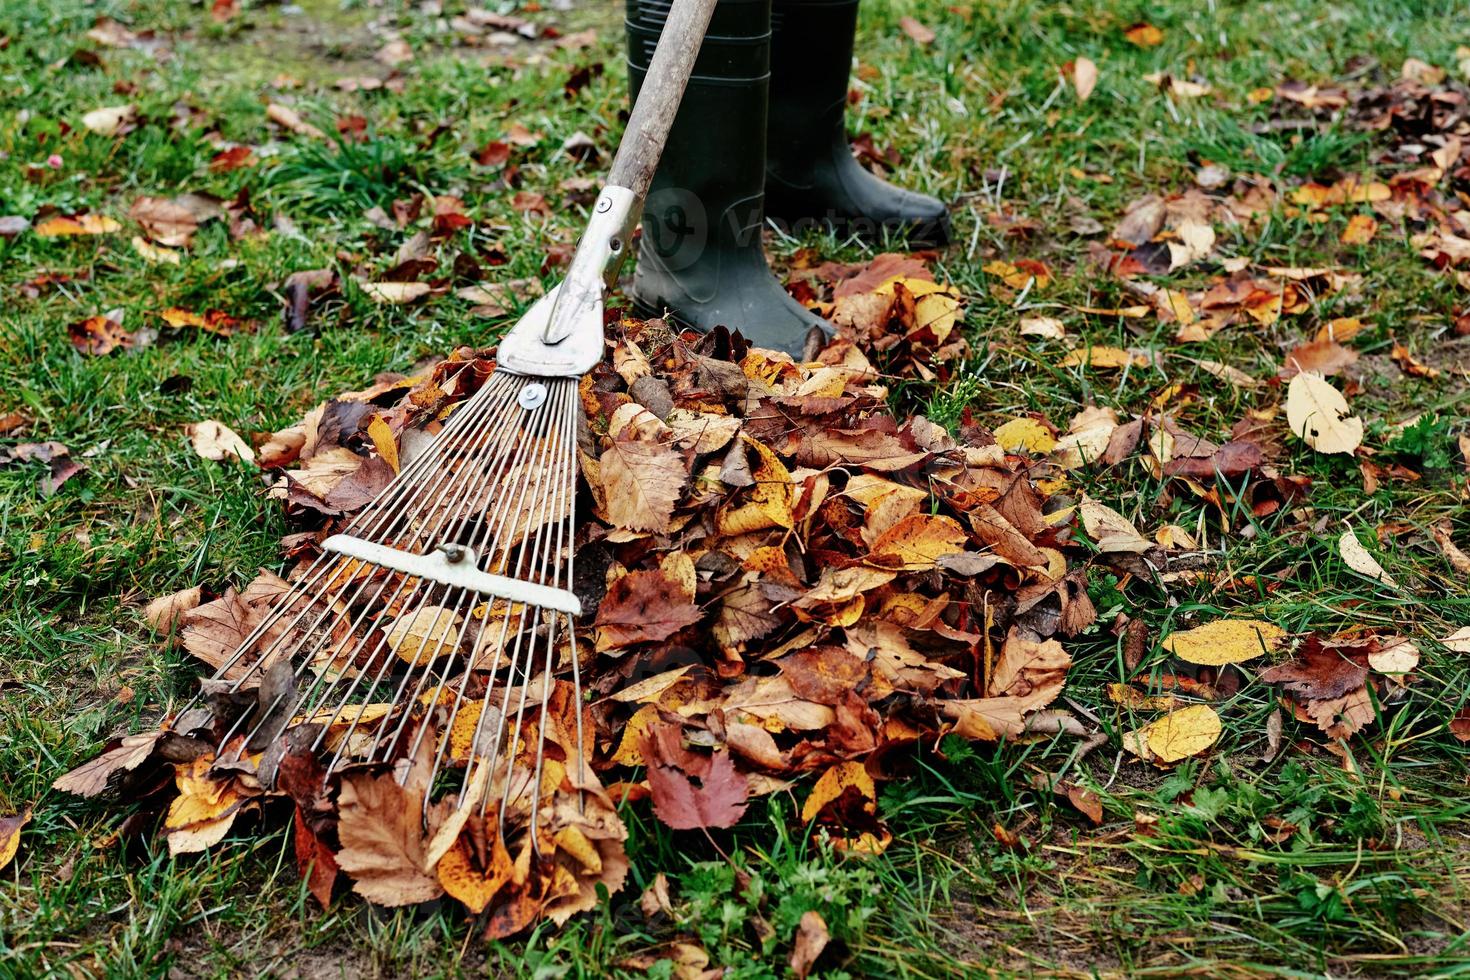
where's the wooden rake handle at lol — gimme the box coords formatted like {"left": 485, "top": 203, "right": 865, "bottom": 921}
{"left": 606, "top": 0, "right": 721, "bottom": 200}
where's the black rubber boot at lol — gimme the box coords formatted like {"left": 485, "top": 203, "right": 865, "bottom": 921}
{"left": 766, "top": 0, "right": 950, "bottom": 245}
{"left": 626, "top": 0, "right": 831, "bottom": 357}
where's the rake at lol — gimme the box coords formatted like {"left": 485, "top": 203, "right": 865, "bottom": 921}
{"left": 171, "top": 0, "right": 720, "bottom": 840}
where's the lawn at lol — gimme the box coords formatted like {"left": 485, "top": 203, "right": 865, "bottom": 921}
{"left": 1, "top": 0, "right": 1468, "bottom": 976}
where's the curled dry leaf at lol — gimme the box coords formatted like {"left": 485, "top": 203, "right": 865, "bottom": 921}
{"left": 143, "top": 586, "right": 204, "bottom": 634}
{"left": 1338, "top": 529, "right": 1396, "bottom": 588}
{"left": 53, "top": 731, "right": 163, "bottom": 797}
{"left": 1079, "top": 496, "right": 1152, "bottom": 553}
{"left": 1070, "top": 56, "right": 1098, "bottom": 102}
{"left": 1285, "top": 373, "right": 1362, "bottom": 455}
{"left": 0, "top": 807, "right": 32, "bottom": 872}
{"left": 1163, "top": 619, "right": 1285, "bottom": 666}
{"left": 790, "top": 910, "right": 831, "bottom": 980}
{"left": 185, "top": 420, "right": 256, "bottom": 464}
{"left": 362, "top": 281, "right": 432, "bottom": 304}
{"left": 68, "top": 314, "right": 134, "bottom": 356}
{"left": 35, "top": 215, "right": 120, "bottom": 237}
{"left": 82, "top": 103, "right": 137, "bottom": 136}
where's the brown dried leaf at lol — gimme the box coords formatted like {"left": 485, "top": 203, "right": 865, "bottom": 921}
{"left": 600, "top": 437, "right": 686, "bottom": 533}
{"left": 335, "top": 772, "right": 444, "bottom": 906}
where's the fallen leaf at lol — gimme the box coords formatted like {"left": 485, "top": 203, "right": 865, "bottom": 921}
{"left": 362, "top": 281, "right": 432, "bottom": 304}
{"left": 0, "top": 808, "right": 32, "bottom": 872}
{"left": 1285, "top": 373, "right": 1362, "bottom": 455}
{"left": 53, "top": 731, "right": 163, "bottom": 797}
{"left": 600, "top": 438, "right": 686, "bottom": 533}
{"left": 596, "top": 569, "right": 703, "bottom": 650}
{"left": 68, "top": 314, "right": 133, "bottom": 356}
{"left": 1070, "top": 57, "right": 1098, "bottom": 102}
{"left": 1123, "top": 22, "right": 1164, "bottom": 47}
{"left": 1340, "top": 214, "right": 1378, "bottom": 245}
{"left": 185, "top": 421, "right": 256, "bottom": 464}
{"left": 1125, "top": 705, "right": 1221, "bottom": 764}
{"left": 1080, "top": 496, "right": 1152, "bottom": 553}
{"left": 132, "top": 236, "right": 181, "bottom": 264}
{"left": 898, "top": 16, "right": 936, "bottom": 44}
{"left": 993, "top": 417, "right": 1058, "bottom": 454}
{"left": 384, "top": 606, "right": 462, "bottom": 663}
{"left": 868, "top": 513, "right": 967, "bottom": 570}
{"left": 790, "top": 911, "right": 830, "bottom": 980}
{"left": 35, "top": 214, "right": 120, "bottom": 237}
{"left": 81, "top": 104, "right": 136, "bottom": 136}
{"left": 1061, "top": 346, "right": 1139, "bottom": 369}
{"left": 1019, "top": 316, "right": 1066, "bottom": 339}
{"left": 129, "top": 196, "right": 200, "bottom": 247}
{"left": 1281, "top": 338, "right": 1357, "bottom": 378}
{"left": 335, "top": 772, "right": 443, "bottom": 906}
{"left": 1338, "top": 529, "right": 1396, "bottom": 588}
{"left": 143, "top": 586, "right": 204, "bottom": 634}
{"left": 644, "top": 733, "right": 749, "bottom": 831}
{"left": 1163, "top": 619, "right": 1285, "bottom": 666}
{"left": 266, "top": 102, "right": 325, "bottom": 139}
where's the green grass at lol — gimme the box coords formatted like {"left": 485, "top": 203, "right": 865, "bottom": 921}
{"left": 2, "top": 0, "right": 1469, "bottom": 976}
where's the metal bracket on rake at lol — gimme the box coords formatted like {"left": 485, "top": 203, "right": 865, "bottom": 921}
{"left": 321, "top": 534, "right": 582, "bottom": 616}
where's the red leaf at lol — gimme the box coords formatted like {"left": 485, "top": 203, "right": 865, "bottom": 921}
{"left": 594, "top": 570, "right": 702, "bottom": 650}
{"left": 293, "top": 805, "right": 339, "bottom": 909}
{"left": 642, "top": 727, "right": 749, "bottom": 831}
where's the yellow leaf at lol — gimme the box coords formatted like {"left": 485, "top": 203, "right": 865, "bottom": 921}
{"left": 610, "top": 704, "right": 661, "bottom": 766}
{"left": 982, "top": 260, "right": 1050, "bottom": 290}
{"left": 385, "top": 606, "right": 462, "bottom": 663}
{"left": 717, "top": 436, "right": 794, "bottom": 534}
{"left": 1124, "top": 705, "right": 1221, "bottom": 764}
{"left": 1079, "top": 496, "right": 1152, "bottom": 553}
{"left": 160, "top": 307, "right": 206, "bottom": 328}
{"left": 367, "top": 415, "right": 399, "bottom": 473}
{"left": 992, "top": 417, "right": 1057, "bottom": 454}
{"left": 1315, "top": 317, "right": 1365, "bottom": 343}
{"left": 1162, "top": 619, "right": 1285, "bottom": 665}
{"left": 1123, "top": 22, "right": 1164, "bottom": 47}
{"left": 1061, "top": 345, "right": 1137, "bottom": 369}
{"left": 1340, "top": 214, "right": 1378, "bottom": 245}
{"left": 436, "top": 832, "right": 513, "bottom": 915}
{"left": 801, "top": 761, "right": 874, "bottom": 822}
{"left": 868, "top": 513, "right": 967, "bottom": 570}
{"left": 132, "top": 235, "right": 181, "bottom": 264}
{"left": 35, "top": 214, "right": 120, "bottom": 237}
{"left": 0, "top": 807, "right": 32, "bottom": 872}
{"left": 1285, "top": 372, "right": 1362, "bottom": 455}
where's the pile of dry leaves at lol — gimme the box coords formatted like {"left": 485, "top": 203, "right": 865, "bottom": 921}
{"left": 50, "top": 256, "right": 1103, "bottom": 934}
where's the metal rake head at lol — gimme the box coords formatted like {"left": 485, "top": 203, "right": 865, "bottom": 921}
{"left": 173, "top": 372, "right": 587, "bottom": 839}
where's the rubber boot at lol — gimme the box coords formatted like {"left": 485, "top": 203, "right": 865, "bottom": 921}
{"left": 766, "top": 0, "right": 950, "bottom": 245}
{"left": 626, "top": 0, "right": 831, "bottom": 357}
